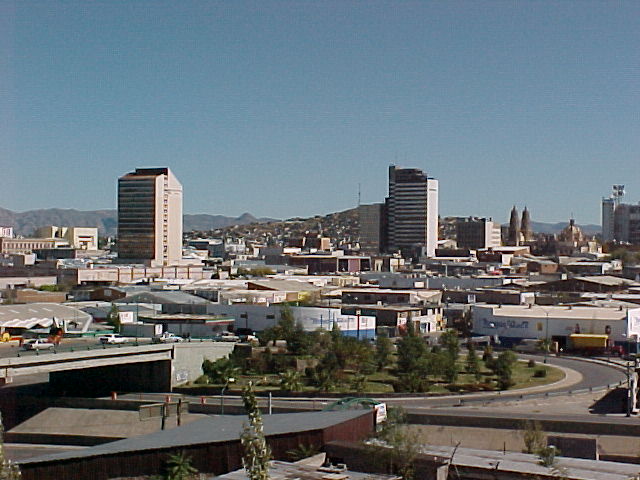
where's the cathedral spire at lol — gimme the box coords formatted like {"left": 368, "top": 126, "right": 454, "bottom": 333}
{"left": 508, "top": 206, "right": 520, "bottom": 246}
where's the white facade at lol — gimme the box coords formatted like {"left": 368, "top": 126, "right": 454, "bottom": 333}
{"left": 472, "top": 304, "right": 640, "bottom": 345}
{"left": 35, "top": 226, "right": 98, "bottom": 250}
{"left": 206, "top": 304, "right": 376, "bottom": 338}
{"left": 0, "top": 227, "right": 14, "bottom": 238}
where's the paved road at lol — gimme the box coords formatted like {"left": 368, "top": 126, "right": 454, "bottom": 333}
{"left": 0, "top": 338, "right": 153, "bottom": 359}
{"left": 121, "top": 353, "right": 628, "bottom": 412}
{"left": 0, "top": 337, "right": 226, "bottom": 359}
{"left": 388, "top": 354, "right": 628, "bottom": 409}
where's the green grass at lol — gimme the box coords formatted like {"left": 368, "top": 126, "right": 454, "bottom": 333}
{"left": 191, "top": 353, "right": 564, "bottom": 395}
{"left": 510, "top": 361, "right": 565, "bottom": 389}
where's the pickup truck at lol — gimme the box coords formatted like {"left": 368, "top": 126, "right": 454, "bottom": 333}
{"left": 22, "top": 339, "right": 56, "bottom": 351}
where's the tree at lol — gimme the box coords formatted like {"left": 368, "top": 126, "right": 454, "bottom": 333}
{"left": 351, "top": 373, "right": 367, "bottom": 393}
{"left": 492, "top": 350, "right": 517, "bottom": 390}
{"left": 0, "top": 413, "right": 21, "bottom": 479}
{"left": 260, "top": 305, "right": 311, "bottom": 355}
{"left": 440, "top": 329, "right": 460, "bottom": 362}
{"left": 312, "top": 368, "right": 336, "bottom": 392}
{"left": 279, "top": 369, "right": 303, "bottom": 392}
{"left": 202, "top": 357, "right": 240, "bottom": 385}
{"left": 370, "top": 407, "right": 421, "bottom": 480}
{"left": 521, "top": 420, "right": 546, "bottom": 454}
{"left": 397, "top": 322, "right": 427, "bottom": 372}
{"left": 375, "top": 335, "right": 394, "bottom": 371}
{"left": 482, "top": 345, "right": 493, "bottom": 363}
{"left": 442, "top": 359, "right": 458, "bottom": 384}
{"left": 241, "top": 382, "right": 272, "bottom": 480}
{"left": 164, "top": 452, "right": 198, "bottom": 480}
{"left": 466, "top": 343, "right": 481, "bottom": 381}
{"left": 107, "top": 304, "right": 121, "bottom": 333}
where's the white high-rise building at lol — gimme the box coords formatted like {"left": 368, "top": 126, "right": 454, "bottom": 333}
{"left": 117, "top": 167, "right": 183, "bottom": 267}
{"left": 602, "top": 185, "right": 640, "bottom": 245}
{"left": 386, "top": 166, "right": 439, "bottom": 258}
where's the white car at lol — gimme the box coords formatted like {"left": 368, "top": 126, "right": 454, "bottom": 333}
{"left": 99, "top": 334, "right": 130, "bottom": 345}
{"left": 22, "top": 339, "right": 55, "bottom": 351}
{"left": 153, "top": 333, "right": 184, "bottom": 343}
{"left": 217, "top": 332, "right": 240, "bottom": 342}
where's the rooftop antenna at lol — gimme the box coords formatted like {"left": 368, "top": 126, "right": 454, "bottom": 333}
{"left": 613, "top": 185, "right": 625, "bottom": 206}
{"left": 357, "top": 183, "right": 361, "bottom": 206}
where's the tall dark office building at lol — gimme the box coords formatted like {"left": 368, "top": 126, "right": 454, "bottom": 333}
{"left": 386, "top": 166, "right": 439, "bottom": 257}
{"left": 117, "top": 167, "right": 183, "bottom": 267}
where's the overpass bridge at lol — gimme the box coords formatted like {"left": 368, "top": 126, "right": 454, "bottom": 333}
{"left": 0, "top": 342, "right": 234, "bottom": 395}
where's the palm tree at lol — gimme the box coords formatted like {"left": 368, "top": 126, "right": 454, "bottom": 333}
{"left": 164, "top": 451, "right": 198, "bottom": 480}
{"left": 279, "top": 369, "right": 303, "bottom": 392}
{"left": 203, "top": 357, "right": 240, "bottom": 385}
{"left": 286, "top": 443, "right": 320, "bottom": 461}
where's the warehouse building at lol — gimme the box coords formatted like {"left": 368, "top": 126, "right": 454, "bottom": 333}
{"left": 472, "top": 304, "right": 640, "bottom": 351}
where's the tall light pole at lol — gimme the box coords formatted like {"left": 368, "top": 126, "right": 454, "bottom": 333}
{"left": 220, "top": 377, "right": 235, "bottom": 415}
{"left": 544, "top": 311, "right": 550, "bottom": 364}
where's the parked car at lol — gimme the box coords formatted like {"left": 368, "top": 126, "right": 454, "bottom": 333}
{"left": 22, "top": 339, "right": 55, "bottom": 351}
{"left": 153, "top": 332, "right": 184, "bottom": 343}
{"left": 99, "top": 334, "right": 130, "bottom": 345}
{"left": 215, "top": 331, "right": 241, "bottom": 342}
{"left": 514, "top": 339, "right": 541, "bottom": 353}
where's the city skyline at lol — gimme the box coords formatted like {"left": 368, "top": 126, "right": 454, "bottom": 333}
{"left": 2, "top": 2, "right": 639, "bottom": 223}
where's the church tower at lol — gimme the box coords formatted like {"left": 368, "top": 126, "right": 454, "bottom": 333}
{"left": 508, "top": 206, "right": 520, "bottom": 246}
{"left": 521, "top": 207, "right": 533, "bottom": 243}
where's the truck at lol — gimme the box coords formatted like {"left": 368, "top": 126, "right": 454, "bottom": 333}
{"left": 568, "top": 334, "right": 623, "bottom": 356}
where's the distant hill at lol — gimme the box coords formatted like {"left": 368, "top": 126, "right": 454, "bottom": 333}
{"left": 0, "top": 205, "right": 601, "bottom": 238}
{"left": 530, "top": 221, "right": 601, "bottom": 236}
{"left": 0, "top": 207, "right": 277, "bottom": 237}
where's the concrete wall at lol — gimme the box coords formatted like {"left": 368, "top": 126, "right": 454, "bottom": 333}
{"left": 49, "top": 360, "right": 173, "bottom": 396}
{"left": 171, "top": 342, "right": 235, "bottom": 387}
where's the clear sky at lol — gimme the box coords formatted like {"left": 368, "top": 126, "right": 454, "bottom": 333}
{"left": 1, "top": 1, "right": 638, "bottom": 224}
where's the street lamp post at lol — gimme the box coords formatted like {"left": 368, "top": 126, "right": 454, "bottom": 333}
{"left": 544, "top": 312, "right": 550, "bottom": 364}
{"left": 220, "top": 377, "right": 235, "bottom": 415}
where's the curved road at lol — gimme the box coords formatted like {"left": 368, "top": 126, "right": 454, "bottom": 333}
{"left": 125, "top": 353, "right": 628, "bottom": 412}
{"left": 383, "top": 354, "right": 628, "bottom": 409}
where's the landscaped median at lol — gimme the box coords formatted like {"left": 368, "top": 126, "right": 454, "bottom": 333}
{"left": 176, "top": 307, "right": 565, "bottom": 396}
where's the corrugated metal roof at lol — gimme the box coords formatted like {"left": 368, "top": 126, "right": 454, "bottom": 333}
{"left": 0, "top": 303, "right": 92, "bottom": 331}
{"left": 115, "top": 291, "right": 212, "bottom": 305}
{"left": 19, "top": 410, "right": 371, "bottom": 466}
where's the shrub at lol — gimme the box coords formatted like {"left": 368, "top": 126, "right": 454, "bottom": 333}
{"left": 533, "top": 368, "right": 547, "bottom": 378}
{"left": 527, "top": 359, "right": 537, "bottom": 368}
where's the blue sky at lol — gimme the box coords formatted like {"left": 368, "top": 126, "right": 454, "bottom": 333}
{"left": 1, "top": 1, "right": 638, "bottom": 224}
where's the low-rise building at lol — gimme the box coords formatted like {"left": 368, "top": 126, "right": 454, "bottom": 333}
{"left": 57, "top": 265, "right": 207, "bottom": 286}
{"left": 455, "top": 217, "right": 501, "bottom": 249}
{"left": 288, "top": 254, "right": 371, "bottom": 274}
{"left": 34, "top": 226, "right": 99, "bottom": 250}
{"left": 0, "top": 238, "right": 65, "bottom": 254}
{"left": 472, "top": 303, "right": 640, "bottom": 351}
{"left": 340, "top": 287, "right": 441, "bottom": 306}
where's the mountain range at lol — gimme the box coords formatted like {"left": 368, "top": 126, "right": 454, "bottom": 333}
{"left": 0, "top": 207, "right": 277, "bottom": 237}
{"left": 0, "top": 206, "right": 600, "bottom": 238}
